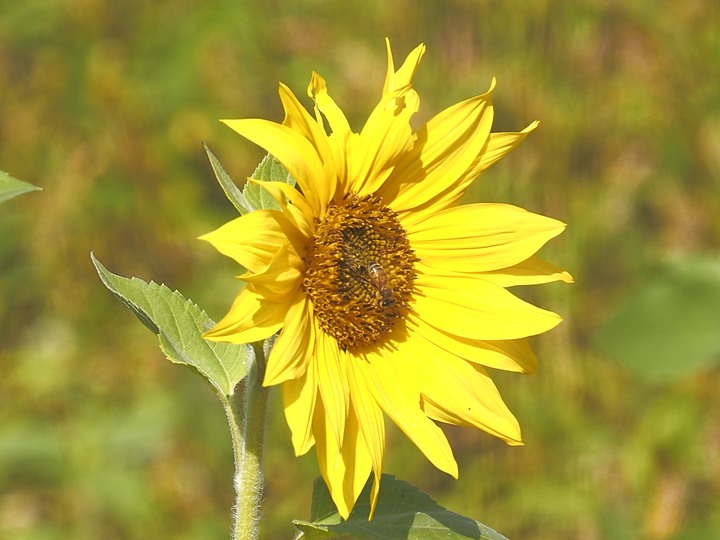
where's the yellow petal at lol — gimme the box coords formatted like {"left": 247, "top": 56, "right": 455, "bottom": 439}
{"left": 467, "top": 121, "right": 540, "bottom": 180}
{"left": 406, "top": 121, "right": 539, "bottom": 220}
{"left": 345, "top": 350, "right": 385, "bottom": 516}
{"left": 479, "top": 255, "right": 574, "bottom": 288}
{"left": 413, "top": 271, "right": 562, "bottom": 340}
{"left": 313, "top": 401, "right": 373, "bottom": 520}
{"left": 314, "top": 325, "right": 350, "bottom": 449}
{"left": 348, "top": 41, "right": 425, "bottom": 195}
{"left": 355, "top": 343, "right": 458, "bottom": 478}
{"left": 409, "top": 203, "right": 567, "bottom": 273}
{"left": 350, "top": 86, "right": 419, "bottom": 196}
{"left": 382, "top": 39, "right": 426, "bottom": 96}
{"left": 407, "top": 313, "right": 539, "bottom": 373}
{"left": 264, "top": 293, "right": 314, "bottom": 385}
{"left": 282, "top": 363, "right": 317, "bottom": 456}
{"left": 247, "top": 180, "right": 314, "bottom": 239}
{"left": 382, "top": 38, "right": 396, "bottom": 97}
{"left": 222, "top": 118, "right": 326, "bottom": 215}
{"left": 308, "top": 71, "right": 352, "bottom": 139}
{"left": 411, "top": 336, "right": 523, "bottom": 445}
{"left": 384, "top": 83, "right": 494, "bottom": 216}
{"left": 278, "top": 83, "right": 337, "bottom": 212}
{"left": 199, "top": 209, "right": 304, "bottom": 274}
{"left": 241, "top": 243, "right": 303, "bottom": 302}
{"left": 204, "top": 287, "right": 285, "bottom": 344}
{"left": 308, "top": 72, "right": 352, "bottom": 195}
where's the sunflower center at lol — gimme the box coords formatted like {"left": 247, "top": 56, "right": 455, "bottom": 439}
{"left": 304, "top": 193, "right": 416, "bottom": 352}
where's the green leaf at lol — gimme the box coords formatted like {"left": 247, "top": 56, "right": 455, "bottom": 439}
{"left": 204, "top": 143, "right": 252, "bottom": 215}
{"left": 0, "top": 171, "right": 41, "bottom": 204}
{"left": 204, "top": 148, "right": 297, "bottom": 213}
{"left": 294, "top": 475, "right": 509, "bottom": 540}
{"left": 243, "top": 153, "right": 297, "bottom": 211}
{"left": 91, "top": 253, "right": 252, "bottom": 396}
{"left": 595, "top": 254, "right": 720, "bottom": 384}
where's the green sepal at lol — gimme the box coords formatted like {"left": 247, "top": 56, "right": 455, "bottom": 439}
{"left": 244, "top": 153, "right": 297, "bottom": 211}
{"left": 92, "top": 253, "right": 252, "bottom": 396}
{"left": 0, "top": 171, "right": 41, "bottom": 204}
{"left": 204, "top": 143, "right": 253, "bottom": 215}
{"left": 205, "top": 146, "right": 297, "bottom": 213}
{"left": 294, "top": 474, "right": 509, "bottom": 540}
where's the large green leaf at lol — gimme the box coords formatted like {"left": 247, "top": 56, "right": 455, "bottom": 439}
{"left": 294, "top": 475, "right": 509, "bottom": 540}
{"left": 595, "top": 255, "right": 720, "bottom": 384}
{"left": 92, "top": 253, "right": 252, "bottom": 396}
{"left": 0, "top": 171, "right": 41, "bottom": 204}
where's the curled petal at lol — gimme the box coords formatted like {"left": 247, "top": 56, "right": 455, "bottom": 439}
{"left": 265, "top": 293, "right": 314, "bottom": 385}
{"left": 349, "top": 86, "right": 419, "bottom": 196}
{"left": 382, "top": 39, "right": 426, "bottom": 96}
{"left": 282, "top": 363, "right": 317, "bottom": 456}
{"left": 199, "top": 209, "right": 304, "bottom": 273}
{"left": 241, "top": 244, "right": 303, "bottom": 302}
{"left": 204, "top": 288, "right": 285, "bottom": 344}
{"left": 308, "top": 71, "right": 352, "bottom": 139}
{"left": 342, "top": 41, "right": 425, "bottom": 196}
{"left": 308, "top": 72, "right": 351, "bottom": 195}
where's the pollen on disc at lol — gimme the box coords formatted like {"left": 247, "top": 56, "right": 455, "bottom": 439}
{"left": 303, "top": 193, "right": 416, "bottom": 352}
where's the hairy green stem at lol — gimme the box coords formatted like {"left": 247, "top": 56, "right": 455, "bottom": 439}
{"left": 222, "top": 341, "right": 269, "bottom": 540}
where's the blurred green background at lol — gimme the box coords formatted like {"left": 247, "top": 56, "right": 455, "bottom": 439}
{"left": 2, "top": 0, "right": 720, "bottom": 538}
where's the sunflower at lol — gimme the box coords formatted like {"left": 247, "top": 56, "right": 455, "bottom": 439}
{"left": 201, "top": 40, "right": 571, "bottom": 519}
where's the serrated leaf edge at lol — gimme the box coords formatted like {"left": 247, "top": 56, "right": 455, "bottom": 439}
{"left": 91, "top": 253, "right": 247, "bottom": 396}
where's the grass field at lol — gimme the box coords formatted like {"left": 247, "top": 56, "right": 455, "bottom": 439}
{"left": 2, "top": 1, "right": 719, "bottom": 538}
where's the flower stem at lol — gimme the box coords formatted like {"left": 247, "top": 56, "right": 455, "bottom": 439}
{"left": 222, "top": 341, "right": 269, "bottom": 540}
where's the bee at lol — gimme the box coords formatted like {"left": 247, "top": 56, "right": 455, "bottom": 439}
{"left": 366, "top": 262, "right": 394, "bottom": 307}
